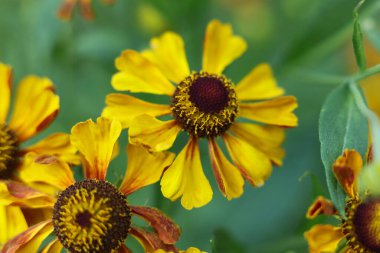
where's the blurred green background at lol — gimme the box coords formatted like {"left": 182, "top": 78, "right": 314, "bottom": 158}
{"left": 1, "top": 0, "right": 380, "bottom": 252}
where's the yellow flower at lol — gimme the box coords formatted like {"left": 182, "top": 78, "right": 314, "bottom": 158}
{"left": 2, "top": 117, "right": 180, "bottom": 253}
{"left": 103, "top": 19, "right": 298, "bottom": 209}
{"left": 58, "top": 0, "right": 114, "bottom": 20}
{"left": 0, "top": 63, "right": 78, "bottom": 246}
{"left": 154, "top": 247, "right": 207, "bottom": 253}
{"left": 304, "top": 149, "right": 380, "bottom": 253}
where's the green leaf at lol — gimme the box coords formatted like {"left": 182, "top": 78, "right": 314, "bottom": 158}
{"left": 319, "top": 82, "right": 368, "bottom": 216}
{"left": 211, "top": 229, "right": 246, "bottom": 253}
{"left": 352, "top": 0, "right": 367, "bottom": 71}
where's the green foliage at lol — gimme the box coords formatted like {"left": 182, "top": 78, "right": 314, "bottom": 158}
{"left": 352, "top": 0, "right": 367, "bottom": 71}
{"left": 211, "top": 229, "right": 246, "bottom": 253}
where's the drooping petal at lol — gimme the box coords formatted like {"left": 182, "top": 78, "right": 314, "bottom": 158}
{"left": 130, "top": 227, "right": 178, "bottom": 253}
{"left": 142, "top": 32, "right": 190, "bottom": 83}
{"left": 119, "top": 145, "right": 175, "bottom": 195}
{"left": 239, "top": 96, "right": 298, "bottom": 127}
{"left": 17, "top": 153, "right": 75, "bottom": 192}
{"left": 2, "top": 220, "right": 53, "bottom": 253}
{"left": 207, "top": 138, "right": 244, "bottom": 200}
{"left": 8, "top": 76, "right": 59, "bottom": 142}
{"left": 0, "top": 63, "right": 12, "bottom": 123}
{"left": 22, "top": 133, "right": 80, "bottom": 165}
{"left": 0, "top": 206, "right": 28, "bottom": 245}
{"left": 229, "top": 123, "right": 285, "bottom": 166}
{"left": 102, "top": 93, "right": 171, "bottom": 128}
{"left": 333, "top": 149, "right": 363, "bottom": 198}
{"left": 306, "top": 196, "right": 336, "bottom": 219}
{"left": 304, "top": 225, "right": 344, "bottom": 253}
{"left": 113, "top": 50, "right": 175, "bottom": 96}
{"left": 161, "top": 138, "right": 213, "bottom": 210}
{"left": 118, "top": 245, "right": 132, "bottom": 253}
{"left": 131, "top": 206, "right": 181, "bottom": 244}
{"left": 129, "top": 115, "right": 182, "bottom": 152}
{"left": 40, "top": 239, "right": 63, "bottom": 253}
{"left": 202, "top": 20, "right": 247, "bottom": 74}
{"left": 70, "top": 117, "right": 121, "bottom": 180}
{"left": 222, "top": 133, "right": 272, "bottom": 187}
{"left": 235, "top": 63, "right": 284, "bottom": 101}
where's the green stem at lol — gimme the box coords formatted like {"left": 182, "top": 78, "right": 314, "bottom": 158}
{"left": 352, "top": 64, "right": 380, "bottom": 81}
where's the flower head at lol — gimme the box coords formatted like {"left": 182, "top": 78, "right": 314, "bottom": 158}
{"left": 304, "top": 149, "right": 380, "bottom": 253}
{"left": 103, "top": 20, "right": 298, "bottom": 209}
{"left": 2, "top": 117, "right": 180, "bottom": 253}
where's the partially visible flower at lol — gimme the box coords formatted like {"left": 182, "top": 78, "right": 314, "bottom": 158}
{"left": 103, "top": 19, "right": 298, "bottom": 210}
{"left": 58, "top": 0, "right": 114, "bottom": 20}
{"left": 2, "top": 117, "right": 180, "bottom": 253}
{"left": 304, "top": 149, "right": 380, "bottom": 253}
{"left": 0, "top": 62, "right": 78, "bottom": 246}
{"left": 154, "top": 247, "right": 207, "bottom": 253}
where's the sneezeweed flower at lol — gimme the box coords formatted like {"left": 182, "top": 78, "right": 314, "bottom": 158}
{"left": 154, "top": 247, "right": 206, "bottom": 253}
{"left": 103, "top": 19, "right": 298, "bottom": 209}
{"left": 58, "top": 0, "right": 114, "bottom": 20}
{"left": 2, "top": 117, "right": 180, "bottom": 253}
{"left": 304, "top": 149, "right": 380, "bottom": 253}
{"left": 0, "top": 62, "right": 78, "bottom": 245}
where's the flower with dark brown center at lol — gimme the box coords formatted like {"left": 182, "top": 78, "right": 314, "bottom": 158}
{"left": 0, "top": 124, "right": 19, "bottom": 179}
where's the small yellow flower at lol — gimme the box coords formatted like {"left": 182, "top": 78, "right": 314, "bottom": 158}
{"left": 154, "top": 247, "right": 207, "bottom": 253}
{"left": 0, "top": 63, "right": 78, "bottom": 246}
{"left": 103, "top": 19, "right": 298, "bottom": 209}
{"left": 304, "top": 149, "right": 380, "bottom": 253}
{"left": 2, "top": 117, "right": 180, "bottom": 253}
{"left": 58, "top": 0, "right": 114, "bottom": 20}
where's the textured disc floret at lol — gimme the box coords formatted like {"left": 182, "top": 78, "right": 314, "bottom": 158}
{"left": 343, "top": 197, "right": 380, "bottom": 252}
{"left": 171, "top": 72, "right": 238, "bottom": 138}
{"left": 0, "top": 124, "right": 18, "bottom": 179}
{"left": 53, "top": 179, "right": 131, "bottom": 253}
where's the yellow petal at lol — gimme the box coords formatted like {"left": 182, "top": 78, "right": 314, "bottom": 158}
{"left": 17, "top": 153, "right": 75, "bottom": 192}
{"left": 306, "top": 196, "right": 336, "bottom": 219}
{"left": 2, "top": 220, "right": 53, "bottom": 253}
{"left": 236, "top": 63, "right": 284, "bottom": 101}
{"left": 208, "top": 139, "right": 244, "bottom": 200}
{"left": 333, "top": 149, "right": 363, "bottom": 198}
{"left": 113, "top": 50, "right": 175, "bottom": 95}
{"left": 182, "top": 248, "right": 207, "bottom": 253}
{"left": 229, "top": 123, "right": 285, "bottom": 166}
{"left": 8, "top": 76, "right": 59, "bottom": 142}
{"left": 119, "top": 144, "right": 175, "bottom": 195}
{"left": 129, "top": 115, "right": 182, "bottom": 152}
{"left": 22, "top": 133, "right": 80, "bottom": 165}
{"left": 222, "top": 133, "right": 272, "bottom": 187}
{"left": 202, "top": 20, "right": 247, "bottom": 74}
{"left": 0, "top": 63, "right": 12, "bottom": 123}
{"left": 0, "top": 206, "right": 28, "bottom": 245}
{"left": 239, "top": 96, "right": 298, "bottom": 127}
{"left": 102, "top": 93, "right": 171, "bottom": 128}
{"left": 40, "top": 239, "right": 63, "bottom": 253}
{"left": 142, "top": 32, "right": 190, "bottom": 83}
{"left": 304, "top": 225, "right": 344, "bottom": 253}
{"left": 161, "top": 138, "right": 213, "bottom": 210}
{"left": 70, "top": 117, "right": 121, "bottom": 180}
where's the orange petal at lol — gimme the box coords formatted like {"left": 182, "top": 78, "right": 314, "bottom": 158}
{"left": 239, "top": 96, "right": 298, "bottom": 127}
{"left": 0, "top": 62, "right": 12, "bottom": 123}
{"left": 304, "top": 224, "right": 344, "bottom": 253}
{"left": 2, "top": 220, "right": 53, "bottom": 253}
{"left": 40, "top": 239, "right": 63, "bottom": 253}
{"left": 306, "top": 196, "right": 336, "bottom": 219}
{"left": 131, "top": 206, "right": 181, "bottom": 244}
{"left": 129, "top": 115, "right": 181, "bottom": 152}
{"left": 113, "top": 50, "right": 175, "bottom": 95}
{"left": 130, "top": 227, "right": 178, "bottom": 252}
{"left": 57, "top": 0, "right": 77, "bottom": 20}
{"left": 102, "top": 93, "right": 171, "bottom": 128}
{"left": 0, "top": 206, "right": 28, "bottom": 245}
{"left": 222, "top": 133, "right": 272, "bottom": 187}
{"left": 208, "top": 138, "right": 244, "bottom": 200}
{"left": 229, "top": 123, "right": 285, "bottom": 166}
{"left": 118, "top": 245, "right": 132, "bottom": 253}
{"left": 119, "top": 144, "right": 175, "bottom": 195}
{"left": 236, "top": 63, "right": 284, "bottom": 101}
{"left": 79, "top": 0, "right": 94, "bottom": 20}
{"left": 70, "top": 117, "right": 121, "bottom": 180}
{"left": 202, "top": 20, "right": 247, "bottom": 74}
{"left": 333, "top": 149, "right": 363, "bottom": 198}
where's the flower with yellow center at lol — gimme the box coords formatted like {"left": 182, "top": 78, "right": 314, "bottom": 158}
{"left": 2, "top": 117, "right": 180, "bottom": 253}
{"left": 102, "top": 19, "right": 298, "bottom": 209}
{"left": 0, "top": 62, "right": 78, "bottom": 246}
{"left": 304, "top": 149, "right": 380, "bottom": 253}
{"left": 58, "top": 0, "right": 114, "bottom": 20}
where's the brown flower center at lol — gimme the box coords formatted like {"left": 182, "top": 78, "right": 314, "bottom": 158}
{"left": 0, "top": 124, "right": 18, "bottom": 179}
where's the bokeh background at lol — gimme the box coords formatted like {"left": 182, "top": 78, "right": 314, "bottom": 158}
{"left": 1, "top": 0, "right": 380, "bottom": 252}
